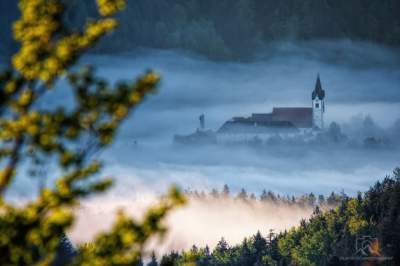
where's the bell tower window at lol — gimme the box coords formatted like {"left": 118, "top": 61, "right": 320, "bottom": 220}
{"left": 315, "top": 103, "right": 319, "bottom": 108}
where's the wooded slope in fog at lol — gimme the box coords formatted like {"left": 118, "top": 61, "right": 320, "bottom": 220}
{"left": 1, "top": 0, "right": 400, "bottom": 60}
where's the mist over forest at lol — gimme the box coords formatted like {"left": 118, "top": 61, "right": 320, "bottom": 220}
{"left": 9, "top": 41, "right": 399, "bottom": 201}
{"left": 2, "top": 1, "right": 400, "bottom": 263}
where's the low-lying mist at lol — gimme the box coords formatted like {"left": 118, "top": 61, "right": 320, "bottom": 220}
{"left": 10, "top": 40, "right": 400, "bottom": 197}
{"left": 80, "top": 41, "right": 398, "bottom": 196}
{"left": 68, "top": 193, "right": 316, "bottom": 254}
{"left": 7, "top": 40, "right": 400, "bottom": 250}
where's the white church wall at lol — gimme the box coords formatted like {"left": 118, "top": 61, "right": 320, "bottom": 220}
{"left": 312, "top": 98, "right": 324, "bottom": 129}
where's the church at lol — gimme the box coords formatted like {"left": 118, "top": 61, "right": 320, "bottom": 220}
{"left": 174, "top": 75, "right": 326, "bottom": 145}
{"left": 216, "top": 75, "right": 326, "bottom": 142}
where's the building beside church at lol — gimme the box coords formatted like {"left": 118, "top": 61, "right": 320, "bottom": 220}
{"left": 216, "top": 75, "right": 326, "bottom": 142}
{"left": 174, "top": 75, "right": 326, "bottom": 145}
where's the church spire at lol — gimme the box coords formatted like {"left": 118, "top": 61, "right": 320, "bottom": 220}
{"left": 312, "top": 74, "right": 325, "bottom": 129}
{"left": 312, "top": 74, "right": 325, "bottom": 100}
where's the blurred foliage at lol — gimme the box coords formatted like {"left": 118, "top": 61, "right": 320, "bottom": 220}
{"left": 0, "top": 0, "right": 185, "bottom": 265}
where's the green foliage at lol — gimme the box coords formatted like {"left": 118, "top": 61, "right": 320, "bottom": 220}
{"left": 0, "top": 1, "right": 185, "bottom": 265}
{"left": 159, "top": 169, "right": 400, "bottom": 266}
{"left": 278, "top": 168, "right": 400, "bottom": 265}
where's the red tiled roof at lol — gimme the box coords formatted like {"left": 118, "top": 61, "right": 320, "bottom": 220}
{"left": 272, "top": 107, "right": 313, "bottom": 128}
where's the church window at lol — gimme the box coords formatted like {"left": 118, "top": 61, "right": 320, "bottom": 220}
{"left": 315, "top": 103, "right": 320, "bottom": 108}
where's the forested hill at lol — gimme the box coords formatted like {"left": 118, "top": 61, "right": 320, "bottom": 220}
{"left": 1, "top": 0, "right": 400, "bottom": 60}
{"left": 156, "top": 168, "right": 400, "bottom": 266}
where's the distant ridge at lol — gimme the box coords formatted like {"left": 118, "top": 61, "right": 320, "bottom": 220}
{"left": 1, "top": 0, "right": 400, "bottom": 60}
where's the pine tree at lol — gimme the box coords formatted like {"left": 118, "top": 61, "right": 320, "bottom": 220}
{"left": 222, "top": 184, "right": 230, "bottom": 198}
{"left": 210, "top": 188, "right": 219, "bottom": 198}
{"left": 215, "top": 238, "right": 229, "bottom": 254}
{"left": 147, "top": 252, "right": 158, "bottom": 266}
{"left": 160, "top": 251, "right": 180, "bottom": 266}
{"left": 239, "top": 238, "right": 253, "bottom": 266}
{"left": 252, "top": 231, "right": 267, "bottom": 261}
{"left": 250, "top": 193, "right": 257, "bottom": 201}
{"left": 260, "top": 189, "right": 268, "bottom": 201}
{"left": 237, "top": 188, "right": 248, "bottom": 201}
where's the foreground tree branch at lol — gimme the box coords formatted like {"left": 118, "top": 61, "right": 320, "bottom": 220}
{"left": 0, "top": 1, "right": 186, "bottom": 265}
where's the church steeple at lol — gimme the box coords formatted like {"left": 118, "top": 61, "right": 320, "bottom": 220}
{"left": 312, "top": 74, "right": 325, "bottom": 100}
{"left": 312, "top": 74, "right": 325, "bottom": 129}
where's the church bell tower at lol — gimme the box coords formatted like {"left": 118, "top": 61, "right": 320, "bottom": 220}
{"left": 312, "top": 74, "right": 325, "bottom": 129}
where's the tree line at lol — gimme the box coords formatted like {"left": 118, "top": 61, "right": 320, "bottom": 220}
{"left": 142, "top": 168, "right": 400, "bottom": 266}
{"left": 184, "top": 185, "right": 345, "bottom": 209}
{"left": 1, "top": 0, "right": 400, "bottom": 60}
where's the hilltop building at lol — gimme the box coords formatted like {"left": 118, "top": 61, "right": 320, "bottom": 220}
{"left": 174, "top": 75, "right": 326, "bottom": 145}
{"left": 216, "top": 75, "right": 326, "bottom": 142}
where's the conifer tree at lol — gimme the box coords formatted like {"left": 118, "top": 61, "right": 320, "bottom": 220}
{"left": 237, "top": 188, "right": 248, "bottom": 201}
{"left": 147, "top": 252, "right": 158, "bottom": 266}
{"left": 0, "top": 1, "right": 185, "bottom": 265}
{"left": 222, "top": 184, "right": 230, "bottom": 198}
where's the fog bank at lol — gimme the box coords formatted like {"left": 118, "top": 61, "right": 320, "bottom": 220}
{"left": 69, "top": 194, "right": 314, "bottom": 254}
{"left": 8, "top": 41, "right": 400, "bottom": 200}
